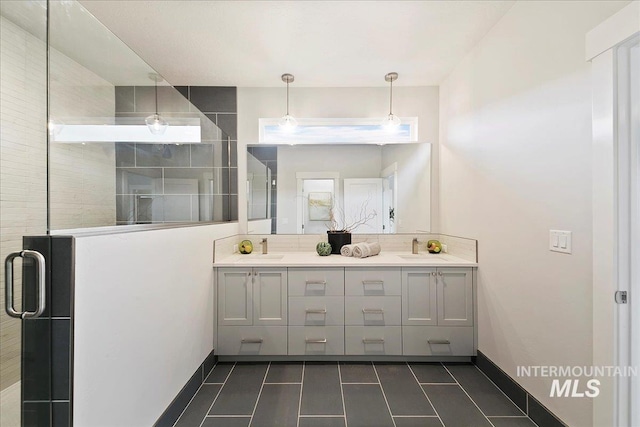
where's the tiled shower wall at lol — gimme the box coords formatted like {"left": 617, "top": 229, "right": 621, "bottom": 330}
{"left": 49, "top": 49, "right": 116, "bottom": 230}
{"left": 114, "top": 86, "right": 238, "bottom": 224}
{"left": 0, "top": 15, "right": 47, "bottom": 392}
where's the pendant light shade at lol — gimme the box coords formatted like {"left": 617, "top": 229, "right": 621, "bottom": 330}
{"left": 382, "top": 72, "right": 401, "bottom": 128}
{"left": 145, "top": 113, "right": 169, "bottom": 135}
{"left": 145, "top": 73, "right": 169, "bottom": 135}
{"left": 278, "top": 73, "right": 297, "bottom": 130}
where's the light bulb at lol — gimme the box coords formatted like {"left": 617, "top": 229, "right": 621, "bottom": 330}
{"left": 278, "top": 114, "right": 298, "bottom": 131}
{"left": 145, "top": 113, "right": 168, "bottom": 135}
{"left": 381, "top": 113, "right": 401, "bottom": 129}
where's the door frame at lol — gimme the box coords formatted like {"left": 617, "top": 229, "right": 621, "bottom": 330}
{"left": 587, "top": 3, "right": 639, "bottom": 425}
{"left": 295, "top": 172, "right": 340, "bottom": 234}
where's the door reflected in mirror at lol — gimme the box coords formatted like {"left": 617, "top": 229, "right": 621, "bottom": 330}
{"left": 246, "top": 143, "right": 431, "bottom": 234}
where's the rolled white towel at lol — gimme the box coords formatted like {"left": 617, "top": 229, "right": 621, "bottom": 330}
{"left": 352, "top": 243, "right": 368, "bottom": 258}
{"left": 366, "top": 242, "right": 381, "bottom": 257}
{"left": 352, "top": 242, "right": 381, "bottom": 258}
{"left": 340, "top": 244, "right": 356, "bottom": 257}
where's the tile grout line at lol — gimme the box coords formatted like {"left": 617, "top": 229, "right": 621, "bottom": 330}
{"left": 198, "top": 362, "right": 236, "bottom": 427}
{"left": 407, "top": 363, "right": 445, "bottom": 427}
{"left": 337, "top": 363, "right": 349, "bottom": 427}
{"left": 296, "top": 362, "right": 305, "bottom": 427}
{"left": 471, "top": 364, "right": 529, "bottom": 418}
{"left": 248, "top": 362, "right": 271, "bottom": 427}
{"left": 372, "top": 363, "right": 398, "bottom": 427}
{"left": 442, "top": 364, "right": 496, "bottom": 427}
{"left": 172, "top": 362, "right": 217, "bottom": 427}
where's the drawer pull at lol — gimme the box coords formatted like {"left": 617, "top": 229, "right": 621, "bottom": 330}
{"left": 241, "top": 338, "right": 263, "bottom": 344}
{"left": 305, "top": 280, "right": 327, "bottom": 286}
{"left": 427, "top": 339, "right": 450, "bottom": 345}
{"left": 362, "top": 280, "right": 384, "bottom": 286}
{"left": 305, "top": 338, "right": 327, "bottom": 344}
{"left": 362, "top": 338, "right": 385, "bottom": 344}
{"left": 362, "top": 308, "right": 384, "bottom": 314}
{"left": 305, "top": 308, "right": 327, "bottom": 314}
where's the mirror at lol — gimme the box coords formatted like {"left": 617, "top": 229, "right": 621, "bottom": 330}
{"left": 247, "top": 142, "right": 431, "bottom": 234}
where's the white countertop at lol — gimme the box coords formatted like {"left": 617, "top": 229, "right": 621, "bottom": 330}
{"left": 214, "top": 251, "right": 477, "bottom": 267}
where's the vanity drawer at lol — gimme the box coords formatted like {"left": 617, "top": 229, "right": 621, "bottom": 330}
{"left": 345, "top": 268, "right": 401, "bottom": 296}
{"left": 217, "top": 326, "right": 287, "bottom": 356}
{"left": 288, "top": 268, "right": 344, "bottom": 296}
{"left": 288, "top": 326, "right": 344, "bottom": 355}
{"left": 344, "top": 296, "right": 401, "bottom": 326}
{"left": 345, "top": 326, "right": 402, "bottom": 356}
{"left": 288, "top": 296, "right": 344, "bottom": 326}
{"left": 402, "top": 326, "right": 474, "bottom": 356}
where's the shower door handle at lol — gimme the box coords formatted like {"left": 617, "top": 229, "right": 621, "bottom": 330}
{"left": 4, "top": 250, "right": 46, "bottom": 319}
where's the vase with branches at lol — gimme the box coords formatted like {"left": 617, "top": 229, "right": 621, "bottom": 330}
{"left": 325, "top": 197, "right": 378, "bottom": 254}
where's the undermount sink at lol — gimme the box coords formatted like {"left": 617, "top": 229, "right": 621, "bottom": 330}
{"left": 398, "top": 254, "right": 446, "bottom": 261}
{"left": 236, "top": 254, "right": 285, "bottom": 262}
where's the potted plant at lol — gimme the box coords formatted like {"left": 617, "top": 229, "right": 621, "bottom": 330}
{"left": 325, "top": 200, "right": 377, "bottom": 254}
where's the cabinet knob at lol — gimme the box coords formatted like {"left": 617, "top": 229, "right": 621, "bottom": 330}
{"left": 438, "top": 271, "right": 443, "bottom": 276}
{"left": 431, "top": 272, "right": 437, "bottom": 276}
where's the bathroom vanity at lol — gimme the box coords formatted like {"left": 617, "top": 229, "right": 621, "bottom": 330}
{"left": 213, "top": 235, "right": 478, "bottom": 361}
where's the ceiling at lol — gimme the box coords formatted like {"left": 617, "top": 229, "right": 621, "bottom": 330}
{"left": 78, "top": 0, "right": 515, "bottom": 87}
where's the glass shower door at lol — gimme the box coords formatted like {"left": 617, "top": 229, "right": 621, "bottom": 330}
{"left": 0, "top": 1, "right": 49, "bottom": 426}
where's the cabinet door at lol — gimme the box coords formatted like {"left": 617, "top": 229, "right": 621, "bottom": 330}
{"left": 218, "top": 268, "right": 253, "bottom": 326}
{"left": 401, "top": 268, "right": 437, "bottom": 326}
{"left": 254, "top": 268, "right": 288, "bottom": 326}
{"left": 437, "top": 268, "right": 473, "bottom": 326}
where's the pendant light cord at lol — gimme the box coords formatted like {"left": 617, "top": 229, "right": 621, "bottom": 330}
{"left": 389, "top": 79, "right": 393, "bottom": 115}
{"left": 154, "top": 79, "right": 159, "bottom": 116}
{"left": 286, "top": 80, "right": 290, "bottom": 116}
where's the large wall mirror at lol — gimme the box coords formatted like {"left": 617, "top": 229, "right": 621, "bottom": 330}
{"left": 247, "top": 142, "right": 431, "bottom": 234}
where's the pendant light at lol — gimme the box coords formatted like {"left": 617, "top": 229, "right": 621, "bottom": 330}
{"left": 278, "top": 73, "right": 298, "bottom": 130}
{"left": 145, "top": 73, "right": 169, "bottom": 135}
{"left": 382, "top": 72, "right": 401, "bottom": 128}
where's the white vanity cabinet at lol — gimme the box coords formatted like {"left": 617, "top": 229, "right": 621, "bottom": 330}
{"left": 288, "top": 268, "right": 345, "bottom": 355}
{"left": 215, "top": 263, "right": 476, "bottom": 358}
{"left": 401, "top": 267, "right": 474, "bottom": 356}
{"left": 344, "top": 267, "right": 403, "bottom": 355}
{"left": 217, "top": 268, "right": 287, "bottom": 355}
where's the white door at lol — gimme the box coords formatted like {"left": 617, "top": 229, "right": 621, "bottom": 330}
{"left": 343, "top": 178, "right": 383, "bottom": 233}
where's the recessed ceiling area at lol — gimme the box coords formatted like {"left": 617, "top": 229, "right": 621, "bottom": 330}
{"left": 78, "top": 0, "right": 515, "bottom": 87}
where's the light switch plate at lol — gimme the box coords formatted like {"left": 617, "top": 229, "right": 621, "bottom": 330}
{"left": 550, "top": 230, "right": 572, "bottom": 254}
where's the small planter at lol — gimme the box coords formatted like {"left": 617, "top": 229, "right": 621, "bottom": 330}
{"left": 327, "top": 231, "right": 351, "bottom": 255}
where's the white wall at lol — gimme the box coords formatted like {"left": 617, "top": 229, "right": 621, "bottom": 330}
{"left": 438, "top": 1, "right": 629, "bottom": 426}
{"left": 237, "top": 86, "right": 440, "bottom": 233}
{"left": 73, "top": 222, "right": 239, "bottom": 427}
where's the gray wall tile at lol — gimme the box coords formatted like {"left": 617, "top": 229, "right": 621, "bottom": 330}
{"left": 189, "top": 86, "right": 237, "bottom": 113}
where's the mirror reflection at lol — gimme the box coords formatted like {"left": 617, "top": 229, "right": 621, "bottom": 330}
{"left": 247, "top": 143, "right": 431, "bottom": 235}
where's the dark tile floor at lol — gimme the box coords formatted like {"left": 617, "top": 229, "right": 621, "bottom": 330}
{"left": 174, "top": 362, "right": 539, "bottom": 427}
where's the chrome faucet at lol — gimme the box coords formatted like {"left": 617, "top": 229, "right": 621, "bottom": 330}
{"left": 412, "top": 238, "right": 419, "bottom": 254}
{"left": 261, "top": 238, "right": 268, "bottom": 254}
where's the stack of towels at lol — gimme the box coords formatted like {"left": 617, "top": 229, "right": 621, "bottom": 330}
{"left": 340, "top": 242, "right": 381, "bottom": 258}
